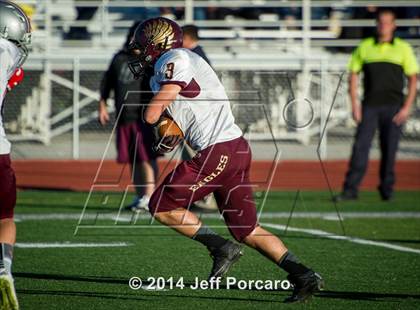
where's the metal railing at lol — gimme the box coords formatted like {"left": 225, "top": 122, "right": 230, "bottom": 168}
{"left": 7, "top": 0, "right": 420, "bottom": 160}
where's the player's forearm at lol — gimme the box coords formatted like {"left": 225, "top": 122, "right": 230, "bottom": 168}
{"left": 402, "top": 75, "right": 418, "bottom": 111}
{"left": 349, "top": 73, "right": 359, "bottom": 109}
{"left": 99, "top": 79, "right": 112, "bottom": 101}
{"left": 144, "top": 84, "right": 181, "bottom": 124}
{"left": 99, "top": 99, "right": 107, "bottom": 110}
{"left": 144, "top": 101, "right": 169, "bottom": 125}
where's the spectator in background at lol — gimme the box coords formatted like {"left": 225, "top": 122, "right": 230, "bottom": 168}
{"left": 406, "top": 7, "right": 420, "bottom": 37}
{"left": 160, "top": 7, "right": 176, "bottom": 20}
{"left": 206, "top": 6, "right": 231, "bottom": 20}
{"left": 182, "top": 24, "right": 211, "bottom": 65}
{"left": 237, "top": 7, "right": 262, "bottom": 20}
{"left": 334, "top": 6, "right": 378, "bottom": 53}
{"left": 334, "top": 9, "right": 418, "bottom": 202}
{"left": 193, "top": 7, "right": 207, "bottom": 20}
{"left": 278, "top": 7, "right": 301, "bottom": 29}
{"left": 63, "top": 0, "right": 99, "bottom": 40}
{"left": 98, "top": 22, "right": 159, "bottom": 212}
{"left": 354, "top": 5, "right": 379, "bottom": 38}
{"left": 277, "top": 7, "right": 330, "bottom": 29}
{"left": 312, "top": 7, "right": 330, "bottom": 20}
{"left": 173, "top": 6, "right": 185, "bottom": 20}
{"left": 110, "top": 6, "right": 160, "bottom": 21}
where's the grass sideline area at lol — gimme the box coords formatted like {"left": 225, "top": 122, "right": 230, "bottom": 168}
{"left": 13, "top": 190, "right": 420, "bottom": 309}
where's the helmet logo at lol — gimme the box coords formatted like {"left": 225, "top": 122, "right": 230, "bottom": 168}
{"left": 144, "top": 19, "right": 175, "bottom": 50}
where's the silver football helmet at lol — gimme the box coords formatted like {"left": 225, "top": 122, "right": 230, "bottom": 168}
{"left": 0, "top": 0, "right": 32, "bottom": 66}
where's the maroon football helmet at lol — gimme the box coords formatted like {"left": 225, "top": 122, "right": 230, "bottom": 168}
{"left": 128, "top": 17, "right": 183, "bottom": 79}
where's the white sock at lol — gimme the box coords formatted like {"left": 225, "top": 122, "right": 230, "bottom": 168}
{"left": 0, "top": 243, "right": 13, "bottom": 274}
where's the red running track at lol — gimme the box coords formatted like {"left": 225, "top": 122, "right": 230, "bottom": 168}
{"left": 12, "top": 159, "right": 420, "bottom": 192}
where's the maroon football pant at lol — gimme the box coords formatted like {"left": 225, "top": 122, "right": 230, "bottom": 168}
{"left": 149, "top": 137, "right": 258, "bottom": 241}
{"left": 0, "top": 154, "right": 16, "bottom": 219}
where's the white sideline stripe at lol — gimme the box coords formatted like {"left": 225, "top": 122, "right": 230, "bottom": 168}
{"left": 15, "top": 212, "right": 420, "bottom": 221}
{"left": 15, "top": 242, "right": 131, "bottom": 249}
{"left": 262, "top": 223, "right": 420, "bottom": 255}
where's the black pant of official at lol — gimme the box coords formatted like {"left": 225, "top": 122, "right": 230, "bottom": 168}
{"left": 343, "top": 105, "right": 402, "bottom": 199}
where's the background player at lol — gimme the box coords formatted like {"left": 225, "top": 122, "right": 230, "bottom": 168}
{"left": 182, "top": 24, "right": 211, "bottom": 66}
{"left": 98, "top": 22, "right": 159, "bottom": 212}
{"left": 0, "top": 1, "right": 32, "bottom": 308}
{"left": 128, "top": 17, "right": 323, "bottom": 303}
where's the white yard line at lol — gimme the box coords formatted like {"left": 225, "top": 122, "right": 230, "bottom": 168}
{"left": 15, "top": 242, "right": 131, "bottom": 249}
{"left": 262, "top": 223, "right": 420, "bottom": 255}
{"left": 15, "top": 212, "right": 420, "bottom": 221}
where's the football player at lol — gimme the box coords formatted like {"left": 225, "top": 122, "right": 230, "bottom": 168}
{"left": 99, "top": 22, "right": 159, "bottom": 213}
{"left": 0, "top": 1, "right": 32, "bottom": 309}
{"left": 128, "top": 17, "right": 323, "bottom": 303}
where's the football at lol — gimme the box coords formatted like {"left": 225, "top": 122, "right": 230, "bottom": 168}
{"left": 157, "top": 116, "right": 184, "bottom": 138}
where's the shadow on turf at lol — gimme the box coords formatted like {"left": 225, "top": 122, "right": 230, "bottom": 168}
{"left": 15, "top": 272, "right": 420, "bottom": 302}
{"left": 18, "top": 289, "right": 148, "bottom": 302}
{"left": 17, "top": 202, "right": 107, "bottom": 212}
{"left": 15, "top": 272, "right": 280, "bottom": 292}
{"left": 15, "top": 273, "right": 284, "bottom": 304}
{"left": 318, "top": 290, "right": 420, "bottom": 302}
{"left": 73, "top": 231, "right": 336, "bottom": 239}
{"left": 18, "top": 288, "right": 289, "bottom": 304}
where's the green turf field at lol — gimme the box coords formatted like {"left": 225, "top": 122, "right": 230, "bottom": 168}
{"left": 13, "top": 190, "right": 420, "bottom": 309}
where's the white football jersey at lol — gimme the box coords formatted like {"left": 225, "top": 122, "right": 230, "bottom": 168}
{"left": 150, "top": 48, "right": 242, "bottom": 151}
{"left": 0, "top": 38, "right": 21, "bottom": 154}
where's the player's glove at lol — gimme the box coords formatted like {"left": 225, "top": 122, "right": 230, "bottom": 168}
{"left": 7, "top": 68, "right": 24, "bottom": 92}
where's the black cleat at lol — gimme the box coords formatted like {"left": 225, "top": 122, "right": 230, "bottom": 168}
{"left": 378, "top": 187, "right": 394, "bottom": 201}
{"left": 381, "top": 195, "right": 393, "bottom": 202}
{"left": 208, "top": 241, "right": 243, "bottom": 280}
{"left": 332, "top": 192, "right": 358, "bottom": 202}
{"left": 284, "top": 270, "right": 324, "bottom": 303}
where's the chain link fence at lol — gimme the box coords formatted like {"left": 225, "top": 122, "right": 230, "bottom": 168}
{"left": 4, "top": 66, "right": 420, "bottom": 161}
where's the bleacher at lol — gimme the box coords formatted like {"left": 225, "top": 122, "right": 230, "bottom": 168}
{"left": 20, "top": 0, "right": 420, "bottom": 67}
{"left": 7, "top": 0, "right": 420, "bottom": 160}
